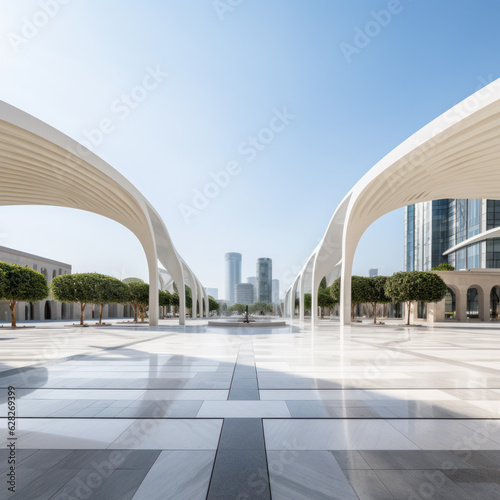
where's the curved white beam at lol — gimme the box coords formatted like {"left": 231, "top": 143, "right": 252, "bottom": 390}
{"left": 0, "top": 101, "right": 202, "bottom": 326}
{"left": 443, "top": 226, "right": 500, "bottom": 256}
{"left": 292, "top": 78, "right": 500, "bottom": 325}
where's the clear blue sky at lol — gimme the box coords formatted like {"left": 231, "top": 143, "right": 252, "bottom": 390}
{"left": 0, "top": 0, "right": 499, "bottom": 299}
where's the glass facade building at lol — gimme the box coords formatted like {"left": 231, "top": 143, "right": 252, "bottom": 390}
{"left": 225, "top": 252, "right": 242, "bottom": 305}
{"left": 256, "top": 258, "right": 272, "bottom": 303}
{"left": 235, "top": 283, "right": 254, "bottom": 305}
{"left": 405, "top": 199, "right": 500, "bottom": 271}
{"left": 272, "top": 279, "right": 280, "bottom": 304}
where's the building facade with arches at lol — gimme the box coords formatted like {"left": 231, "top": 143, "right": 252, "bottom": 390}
{"left": 0, "top": 245, "right": 133, "bottom": 322}
{"left": 415, "top": 269, "right": 500, "bottom": 323}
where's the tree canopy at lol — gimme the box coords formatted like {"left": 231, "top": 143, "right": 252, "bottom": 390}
{"left": 249, "top": 302, "right": 273, "bottom": 314}
{"left": 159, "top": 290, "right": 171, "bottom": 307}
{"left": 228, "top": 303, "right": 246, "bottom": 315}
{"left": 0, "top": 262, "right": 49, "bottom": 327}
{"left": 385, "top": 271, "right": 448, "bottom": 325}
{"left": 208, "top": 296, "right": 219, "bottom": 312}
{"left": 331, "top": 276, "right": 372, "bottom": 320}
{"left": 52, "top": 273, "right": 104, "bottom": 326}
{"left": 365, "top": 276, "right": 392, "bottom": 323}
{"left": 431, "top": 263, "right": 455, "bottom": 271}
{"left": 127, "top": 282, "right": 150, "bottom": 322}
{"left": 93, "top": 275, "right": 129, "bottom": 325}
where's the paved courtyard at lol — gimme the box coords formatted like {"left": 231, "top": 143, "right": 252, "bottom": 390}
{"left": 2, "top": 319, "right": 500, "bottom": 499}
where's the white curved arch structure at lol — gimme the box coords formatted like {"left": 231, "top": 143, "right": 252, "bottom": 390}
{"left": 289, "top": 78, "right": 500, "bottom": 325}
{"left": 443, "top": 226, "right": 500, "bottom": 257}
{"left": 0, "top": 101, "right": 205, "bottom": 325}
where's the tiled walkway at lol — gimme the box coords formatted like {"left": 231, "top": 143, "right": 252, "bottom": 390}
{"left": 2, "top": 320, "right": 500, "bottom": 498}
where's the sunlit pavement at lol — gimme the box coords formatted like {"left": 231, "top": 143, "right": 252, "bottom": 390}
{"left": 2, "top": 319, "right": 500, "bottom": 499}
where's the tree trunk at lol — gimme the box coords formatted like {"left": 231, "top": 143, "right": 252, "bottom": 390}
{"left": 373, "top": 302, "right": 377, "bottom": 324}
{"left": 80, "top": 303, "right": 86, "bottom": 326}
{"left": 351, "top": 303, "right": 354, "bottom": 321}
{"left": 99, "top": 304, "right": 104, "bottom": 325}
{"left": 133, "top": 304, "right": 138, "bottom": 322}
{"left": 9, "top": 300, "right": 16, "bottom": 328}
{"left": 406, "top": 301, "right": 411, "bottom": 325}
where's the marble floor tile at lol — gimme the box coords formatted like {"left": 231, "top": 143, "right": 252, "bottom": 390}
{"left": 263, "top": 419, "right": 419, "bottom": 450}
{"left": 110, "top": 419, "right": 223, "bottom": 449}
{"left": 0, "top": 419, "right": 133, "bottom": 449}
{"left": 197, "top": 401, "right": 291, "bottom": 418}
{"left": 267, "top": 450, "right": 357, "bottom": 500}
{"left": 387, "top": 419, "right": 500, "bottom": 450}
{"left": 342, "top": 469, "right": 396, "bottom": 499}
{"left": 131, "top": 450, "right": 215, "bottom": 500}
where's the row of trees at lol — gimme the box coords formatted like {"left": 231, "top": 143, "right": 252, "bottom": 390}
{"left": 293, "top": 272, "right": 448, "bottom": 325}
{"left": 328, "top": 271, "right": 448, "bottom": 325}
{"left": 227, "top": 302, "right": 274, "bottom": 315}
{"left": 0, "top": 262, "right": 219, "bottom": 327}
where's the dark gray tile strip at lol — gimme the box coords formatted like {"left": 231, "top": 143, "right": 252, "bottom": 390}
{"left": 228, "top": 342, "right": 259, "bottom": 401}
{"left": 206, "top": 418, "right": 271, "bottom": 499}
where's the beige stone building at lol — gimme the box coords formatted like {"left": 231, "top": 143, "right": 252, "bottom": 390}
{"left": 413, "top": 269, "right": 500, "bottom": 323}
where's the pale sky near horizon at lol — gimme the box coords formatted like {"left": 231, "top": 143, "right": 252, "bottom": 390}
{"left": 0, "top": 1, "right": 499, "bottom": 299}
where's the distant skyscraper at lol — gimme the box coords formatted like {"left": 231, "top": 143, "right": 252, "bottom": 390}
{"left": 256, "top": 258, "right": 272, "bottom": 303}
{"left": 205, "top": 287, "right": 218, "bottom": 300}
{"left": 235, "top": 283, "right": 254, "bottom": 305}
{"left": 369, "top": 268, "right": 378, "bottom": 277}
{"left": 247, "top": 276, "right": 257, "bottom": 303}
{"left": 272, "top": 279, "right": 280, "bottom": 304}
{"left": 225, "top": 252, "right": 242, "bottom": 305}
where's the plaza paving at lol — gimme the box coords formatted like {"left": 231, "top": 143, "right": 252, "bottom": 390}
{"left": 1, "top": 319, "right": 500, "bottom": 498}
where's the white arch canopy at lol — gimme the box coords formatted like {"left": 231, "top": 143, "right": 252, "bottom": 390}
{"left": 0, "top": 100, "right": 205, "bottom": 325}
{"left": 289, "top": 78, "right": 500, "bottom": 325}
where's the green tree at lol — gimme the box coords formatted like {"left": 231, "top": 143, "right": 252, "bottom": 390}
{"left": 0, "top": 268, "right": 5, "bottom": 299}
{"left": 122, "top": 277, "right": 144, "bottom": 284}
{"left": 385, "top": 271, "right": 448, "bottom": 325}
{"left": 249, "top": 302, "right": 273, "bottom": 315}
{"left": 185, "top": 285, "right": 192, "bottom": 314}
{"left": 0, "top": 262, "right": 49, "bottom": 327}
{"left": 159, "top": 290, "right": 171, "bottom": 318}
{"left": 228, "top": 303, "right": 246, "bottom": 315}
{"left": 171, "top": 292, "right": 180, "bottom": 316}
{"left": 127, "top": 282, "right": 150, "bottom": 322}
{"left": 431, "top": 263, "right": 455, "bottom": 271}
{"left": 208, "top": 296, "right": 219, "bottom": 313}
{"left": 93, "top": 275, "right": 129, "bottom": 325}
{"left": 304, "top": 293, "right": 312, "bottom": 311}
{"left": 51, "top": 273, "right": 99, "bottom": 326}
{"left": 365, "top": 276, "right": 391, "bottom": 324}
{"left": 318, "top": 288, "right": 335, "bottom": 318}
{"left": 331, "top": 276, "right": 372, "bottom": 321}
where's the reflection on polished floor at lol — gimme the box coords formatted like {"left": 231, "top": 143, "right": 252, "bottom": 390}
{"left": 2, "top": 320, "right": 500, "bottom": 498}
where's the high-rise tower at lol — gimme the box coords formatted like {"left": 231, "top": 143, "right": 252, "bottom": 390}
{"left": 225, "top": 252, "right": 242, "bottom": 305}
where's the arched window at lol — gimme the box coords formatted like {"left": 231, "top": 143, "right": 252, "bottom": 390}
{"left": 445, "top": 288, "right": 456, "bottom": 320}
{"left": 491, "top": 286, "right": 500, "bottom": 320}
{"left": 44, "top": 301, "right": 51, "bottom": 320}
{"left": 467, "top": 287, "right": 479, "bottom": 319}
